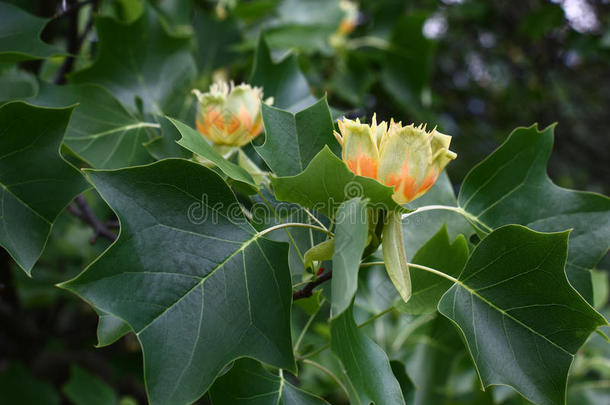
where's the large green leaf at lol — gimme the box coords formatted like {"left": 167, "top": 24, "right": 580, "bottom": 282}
{"left": 458, "top": 124, "right": 610, "bottom": 302}
{"left": 250, "top": 35, "right": 316, "bottom": 111}
{"left": 70, "top": 9, "right": 196, "bottom": 115}
{"left": 438, "top": 225, "right": 607, "bottom": 405}
{"left": 169, "top": 117, "right": 257, "bottom": 190}
{"left": 256, "top": 96, "right": 339, "bottom": 177}
{"left": 0, "top": 102, "right": 88, "bottom": 273}
{"left": 397, "top": 225, "right": 469, "bottom": 315}
{"left": 271, "top": 146, "right": 404, "bottom": 217}
{"left": 31, "top": 82, "right": 156, "bottom": 169}
{"left": 0, "top": 3, "right": 64, "bottom": 62}
{"left": 331, "top": 198, "right": 368, "bottom": 318}
{"left": 60, "top": 159, "right": 294, "bottom": 405}
{"left": 330, "top": 305, "right": 405, "bottom": 405}
{"left": 210, "top": 358, "right": 329, "bottom": 404}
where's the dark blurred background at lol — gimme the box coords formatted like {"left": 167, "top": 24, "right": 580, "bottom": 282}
{"left": 1, "top": 0, "right": 608, "bottom": 404}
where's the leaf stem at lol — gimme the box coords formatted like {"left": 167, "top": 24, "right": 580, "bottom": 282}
{"left": 302, "top": 208, "right": 327, "bottom": 230}
{"left": 301, "top": 359, "right": 350, "bottom": 399}
{"left": 401, "top": 204, "right": 493, "bottom": 234}
{"left": 293, "top": 298, "right": 325, "bottom": 353}
{"left": 257, "top": 190, "right": 306, "bottom": 264}
{"left": 256, "top": 222, "right": 334, "bottom": 238}
{"left": 360, "top": 261, "right": 458, "bottom": 283}
{"left": 297, "top": 305, "right": 394, "bottom": 360}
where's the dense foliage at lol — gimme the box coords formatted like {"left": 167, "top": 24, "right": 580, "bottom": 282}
{"left": 1, "top": 1, "right": 609, "bottom": 405}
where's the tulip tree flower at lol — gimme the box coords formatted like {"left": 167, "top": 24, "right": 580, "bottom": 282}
{"left": 192, "top": 81, "right": 272, "bottom": 147}
{"left": 334, "top": 115, "right": 457, "bottom": 204}
{"left": 337, "top": 0, "right": 359, "bottom": 35}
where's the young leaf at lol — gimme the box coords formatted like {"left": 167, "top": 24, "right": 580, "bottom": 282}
{"left": 70, "top": 9, "right": 196, "bottom": 115}
{"left": 396, "top": 225, "right": 468, "bottom": 315}
{"left": 256, "top": 96, "right": 339, "bottom": 176}
{"left": 31, "top": 82, "right": 155, "bottom": 169}
{"left": 210, "top": 358, "right": 329, "bottom": 404}
{"left": 438, "top": 225, "right": 608, "bottom": 405}
{"left": 60, "top": 159, "right": 294, "bottom": 405}
{"left": 271, "top": 146, "right": 404, "bottom": 217}
{"left": 168, "top": 117, "right": 258, "bottom": 191}
{"left": 458, "top": 124, "right": 610, "bottom": 302}
{"left": 304, "top": 239, "right": 334, "bottom": 270}
{"left": 330, "top": 305, "right": 405, "bottom": 405}
{"left": 331, "top": 198, "right": 368, "bottom": 318}
{"left": 250, "top": 35, "right": 316, "bottom": 111}
{"left": 0, "top": 102, "right": 87, "bottom": 273}
{"left": 382, "top": 210, "right": 411, "bottom": 303}
{"left": 0, "top": 3, "right": 64, "bottom": 62}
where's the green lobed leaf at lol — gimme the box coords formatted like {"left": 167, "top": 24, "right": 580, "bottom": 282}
{"left": 143, "top": 117, "right": 191, "bottom": 161}
{"left": 396, "top": 225, "right": 469, "bottom": 315}
{"left": 438, "top": 225, "right": 608, "bottom": 405}
{"left": 256, "top": 96, "right": 340, "bottom": 177}
{"left": 60, "top": 159, "right": 294, "bottom": 405}
{"left": 62, "top": 365, "right": 118, "bottom": 405}
{"left": 70, "top": 9, "right": 196, "bottom": 115}
{"left": 458, "top": 124, "right": 610, "bottom": 302}
{"left": 330, "top": 305, "right": 406, "bottom": 405}
{"left": 331, "top": 197, "right": 368, "bottom": 318}
{"left": 169, "top": 117, "right": 258, "bottom": 191}
{"left": 271, "top": 146, "right": 404, "bottom": 217}
{"left": 31, "top": 82, "right": 156, "bottom": 169}
{"left": 0, "top": 102, "right": 88, "bottom": 273}
{"left": 0, "top": 3, "right": 64, "bottom": 62}
{"left": 250, "top": 35, "right": 316, "bottom": 112}
{"left": 210, "top": 358, "right": 330, "bottom": 404}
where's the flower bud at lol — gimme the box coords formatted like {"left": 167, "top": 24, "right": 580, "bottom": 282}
{"left": 334, "top": 116, "right": 379, "bottom": 179}
{"left": 193, "top": 81, "right": 272, "bottom": 147}
{"left": 336, "top": 116, "right": 457, "bottom": 204}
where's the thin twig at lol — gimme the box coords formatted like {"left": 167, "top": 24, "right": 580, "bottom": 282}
{"left": 54, "top": 0, "right": 98, "bottom": 85}
{"left": 55, "top": 0, "right": 95, "bottom": 19}
{"left": 68, "top": 195, "right": 117, "bottom": 243}
{"left": 292, "top": 270, "right": 332, "bottom": 301}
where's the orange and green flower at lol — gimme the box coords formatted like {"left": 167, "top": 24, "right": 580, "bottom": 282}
{"left": 334, "top": 115, "right": 457, "bottom": 204}
{"left": 192, "top": 81, "right": 272, "bottom": 147}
